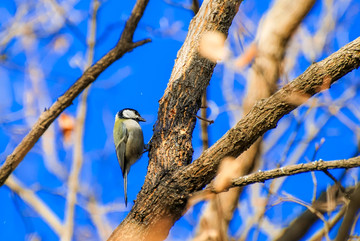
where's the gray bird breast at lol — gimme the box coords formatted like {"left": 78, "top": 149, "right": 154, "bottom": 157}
{"left": 124, "top": 119, "right": 144, "bottom": 165}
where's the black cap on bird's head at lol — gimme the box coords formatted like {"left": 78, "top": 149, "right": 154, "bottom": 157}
{"left": 117, "top": 108, "right": 146, "bottom": 122}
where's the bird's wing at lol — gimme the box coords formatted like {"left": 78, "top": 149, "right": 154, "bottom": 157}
{"left": 114, "top": 121, "right": 128, "bottom": 176}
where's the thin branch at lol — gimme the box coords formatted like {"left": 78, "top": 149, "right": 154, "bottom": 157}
{"left": 322, "top": 169, "right": 347, "bottom": 194}
{"left": 228, "top": 157, "right": 360, "bottom": 190}
{"left": 195, "top": 114, "right": 214, "bottom": 124}
{"left": 275, "top": 194, "right": 331, "bottom": 241}
{"left": 45, "top": 0, "right": 87, "bottom": 45}
{"left": 309, "top": 206, "right": 347, "bottom": 241}
{"left": 200, "top": 92, "right": 209, "bottom": 150}
{"left": 276, "top": 169, "right": 350, "bottom": 241}
{"left": 5, "top": 176, "right": 63, "bottom": 236}
{"left": 0, "top": 0, "right": 151, "bottom": 186}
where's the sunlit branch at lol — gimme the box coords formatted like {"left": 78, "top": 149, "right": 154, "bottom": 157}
{"left": 227, "top": 157, "right": 360, "bottom": 190}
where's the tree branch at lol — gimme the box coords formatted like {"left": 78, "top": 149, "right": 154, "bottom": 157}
{"left": 228, "top": 157, "right": 360, "bottom": 190}
{"left": 0, "top": 0, "right": 151, "bottom": 186}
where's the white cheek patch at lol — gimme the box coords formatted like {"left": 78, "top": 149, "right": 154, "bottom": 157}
{"left": 123, "top": 109, "right": 137, "bottom": 119}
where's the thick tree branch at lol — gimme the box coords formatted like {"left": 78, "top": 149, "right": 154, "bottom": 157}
{"left": 147, "top": 0, "right": 242, "bottom": 178}
{"left": 0, "top": 0, "right": 151, "bottom": 186}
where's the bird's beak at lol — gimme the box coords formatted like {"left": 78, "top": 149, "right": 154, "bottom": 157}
{"left": 138, "top": 116, "right": 146, "bottom": 122}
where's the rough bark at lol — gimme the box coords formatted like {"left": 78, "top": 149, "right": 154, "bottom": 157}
{"left": 147, "top": 0, "right": 242, "bottom": 179}
{"left": 0, "top": 0, "right": 151, "bottom": 186}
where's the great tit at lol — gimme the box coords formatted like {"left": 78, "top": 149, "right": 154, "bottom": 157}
{"left": 113, "top": 108, "right": 146, "bottom": 206}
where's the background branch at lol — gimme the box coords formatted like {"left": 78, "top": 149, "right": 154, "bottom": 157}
{"left": 5, "top": 176, "right": 63, "bottom": 236}
{"left": 195, "top": 0, "right": 316, "bottom": 238}
{"left": 335, "top": 183, "right": 360, "bottom": 241}
{"left": 62, "top": 1, "right": 99, "bottom": 240}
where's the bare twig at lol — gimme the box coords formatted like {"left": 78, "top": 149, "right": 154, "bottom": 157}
{"left": 276, "top": 193, "right": 331, "bottom": 241}
{"left": 195, "top": 114, "right": 214, "bottom": 125}
{"left": 275, "top": 184, "right": 346, "bottom": 241}
{"left": 322, "top": 169, "right": 347, "bottom": 194}
{"left": 0, "top": 0, "right": 151, "bottom": 186}
{"left": 229, "top": 157, "right": 360, "bottom": 190}
{"left": 309, "top": 206, "right": 346, "bottom": 241}
{"left": 45, "top": 0, "right": 87, "bottom": 44}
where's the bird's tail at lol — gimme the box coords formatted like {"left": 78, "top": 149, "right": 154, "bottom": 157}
{"left": 124, "top": 171, "right": 128, "bottom": 207}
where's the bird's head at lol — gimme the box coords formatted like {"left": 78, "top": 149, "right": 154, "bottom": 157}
{"left": 116, "top": 108, "right": 146, "bottom": 122}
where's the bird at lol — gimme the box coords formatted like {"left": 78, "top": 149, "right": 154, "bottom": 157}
{"left": 113, "top": 108, "right": 146, "bottom": 206}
